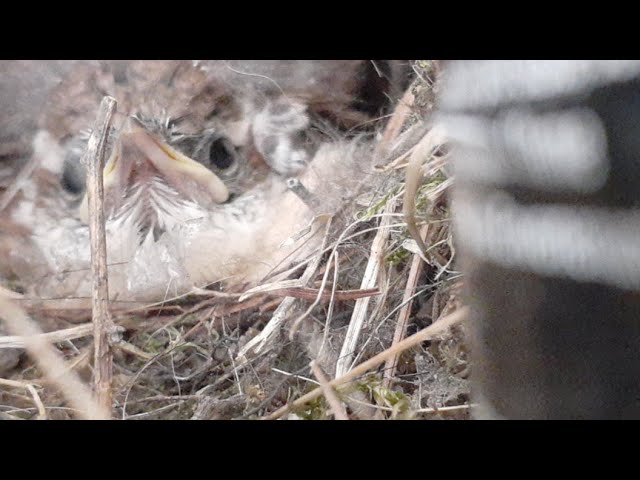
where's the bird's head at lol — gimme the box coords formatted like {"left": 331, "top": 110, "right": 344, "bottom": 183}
{"left": 51, "top": 62, "right": 269, "bottom": 237}
{"left": 70, "top": 115, "right": 248, "bottom": 240}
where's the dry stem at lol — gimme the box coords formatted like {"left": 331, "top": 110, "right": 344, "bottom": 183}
{"left": 403, "top": 125, "right": 447, "bottom": 255}
{"left": 374, "top": 87, "right": 415, "bottom": 161}
{"left": 0, "top": 378, "right": 46, "bottom": 419}
{"left": 335, "top": 197, "right": 398, "bottom": 377}
{"left": 309, "top": 361, "right": 349, "bottom": 420}
{"left": 0, "top": 323, "right": 93, "bottom": 349}
{"left": 84, "top": 95, "right": 117, "bottom": 416}
{"left": 382, "top": 223, "right": 429, "bottom": 390}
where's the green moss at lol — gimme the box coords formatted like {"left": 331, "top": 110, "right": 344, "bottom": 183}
{"left": 135, "top": 332, "right": 168, "bottom": 354}
{"left": 387, "top": 247, "right": 411, "bottom": 267}
{"left": 293, "top": 396, "right": 330, "bottom": 420}
{"left": 356, "top": 376, "right": 414, "bottom": 419}
{"left": 355, "top": 187, "right": 400, "bottom": 222}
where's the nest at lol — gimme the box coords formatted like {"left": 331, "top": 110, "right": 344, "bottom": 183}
{"left": 0, "top": 60, "right": 469, "bottom": 420}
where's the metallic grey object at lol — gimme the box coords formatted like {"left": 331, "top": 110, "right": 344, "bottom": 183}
{"left": 286, "top": 177, "right": 320, "bottom": 210}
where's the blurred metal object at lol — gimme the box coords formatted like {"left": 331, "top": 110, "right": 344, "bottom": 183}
{"left": 442, "top": 60, "right": 640, "bottom": 419}
{"left": 286, "top": 177, "right": 320, "bottom": 210}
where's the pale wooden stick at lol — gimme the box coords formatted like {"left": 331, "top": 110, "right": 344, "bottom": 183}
{"left": 382, "top": 223, "right": 429, "bottom": 390}
{"left": 309, "top": 361, "right": 349, "bottom": 420}
{"left": 374, "top": 87, "right": 415, "bottom": 161}
{"left": 0, "top": 295, "right": 110, "bottom": 419}
{"left": 84, "top": 96, "right": 117, "bottom": 415}
{"left": 0, "top": 378, "right": 47, "bottom": 419}
{"left": 0, "top": 323, "right": 93, "bottom": 349}
{"left": 403, "top": 125, "right": 447, "bottom": 255}
{"left": 417, "top": 404, "right": 474, "bottom": 414}
{"left": 15, "top": 298, "right": 147, "bottom": 313}
{"left": 263, "top": 306, "right": 468, "bottom": 420}
{"left": 335, "top": 197, "right": 398, "bottom": 378}
{"left": 374, "top": 122, "right": 432, "bottom": 172}
{"left": 288, "top": 240, "right": 337, "bottom": 341}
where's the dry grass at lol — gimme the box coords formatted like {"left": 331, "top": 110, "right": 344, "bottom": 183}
{"left": 0, "top": 60, "right": 469, "bottom": 420}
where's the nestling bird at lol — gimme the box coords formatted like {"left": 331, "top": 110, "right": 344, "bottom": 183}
{"left": 0, "top": 60, "right": 404, "bottom": 302}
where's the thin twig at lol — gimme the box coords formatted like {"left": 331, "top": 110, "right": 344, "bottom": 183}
{"left": 0, "top": 378, "right": 47, "bottom": 419}
{"left": 271, "top": 368, "right": 319, "bottom": 385}
{"left": 222, "top": 61, "right": 287, "bottom": 97}
{"left": 10, "top": 298, "right": 148, "bottom": 323}
{"left": 309, "top": 361, "right": 349, "bottom": 420}
{"left": 124, "top": 394, "right": 204, "bottom": 405}
{"left": 0, "top": 323, "right": 93, "bottom": 349}
{"left": 245, "top": 285, "right": 380, "bottom": 302}
{"left": 84, "top": 96, "right": 117, "bottom": 416}
{"left": 288, "top": 239, "right": 338, "bottom": 340}
{"left": 382, "top": 224, "right": 429, "bottom": 390}
{"left": 115, "top": 341, "right": 154, "bottom": 361}
{"left": 403, "top": 126, "right": 447, "bottom": 255}
{"left": 417, "top": 404, "right": 474, "bottom": 414}
{"left": 374, "top": 122, "right": 433, "bottom": 172}
{"left": 25, "top": 384, "right": 46, "bottom": 419}
{"left": 263, "top": 307, "right": 468, "bottom": 420}
{"left": 319, "top": 251, "right": 340, "bottom": 357}
{"left": 125, "top": 402, "right": 185, "bottom": 419}
{"left": 374, "top": 87, "right": 415, "bottom": 161}
{"left": 211, "top": 295, "right": 266, "bottom": 317}
{"left": 259, "top": 298, "right": 287, "bottom": 313}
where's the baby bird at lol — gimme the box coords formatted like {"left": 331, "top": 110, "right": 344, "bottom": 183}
{"left": 0, "top": 60, "right": 404, "bottom": 302}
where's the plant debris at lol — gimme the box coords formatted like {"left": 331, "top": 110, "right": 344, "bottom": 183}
{"left": 0, "top": 60, "right": 469, "bottom": 420}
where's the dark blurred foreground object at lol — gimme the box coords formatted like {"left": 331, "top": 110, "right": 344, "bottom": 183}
{"left": 440, "top": 60, "right": 640, "bottom": 419}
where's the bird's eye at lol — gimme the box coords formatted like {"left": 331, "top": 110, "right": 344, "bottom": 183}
{"left": 61, "top": 155, "right": 86, "bottom": 195}
{"left": 166, "top": 114, "right": 191, "bottom": 131}
{"left": 208, "top": 138, "right": 235, "bottom": 170}
{"left": 61, "top": 134, "right": 90, "bottom": 195}
{"left": 166, "top": 117, "right": 179, "bottom": 130}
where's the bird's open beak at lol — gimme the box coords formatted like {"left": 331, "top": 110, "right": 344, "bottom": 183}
{"left": 78, "top": 118, "right": 230, "bottom": 223}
